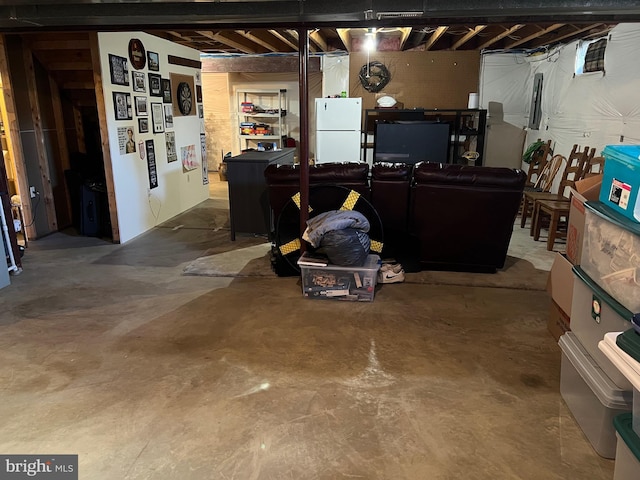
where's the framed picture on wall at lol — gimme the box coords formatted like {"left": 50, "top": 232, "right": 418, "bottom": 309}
{"left": 164, "top": 104, "right": 174, "bottom": 128}
{"left": 151, "top": 102, "right": 164, "bottom": 133}
{"left": 132, "top": 71, "right": 146, "bottom": 92}
{"left": 147, "top": 51, "right": 160, "bottom": 71}
{"left": 161, "top": 78, "right": 172, "bottom": 103}
{"left": 108, "top": 54, "right": 129, "bottom": 86}
{"left": 138, "top": 117, "right": 149, "bottom": 134}
{"left": 148, "top": 73, "right": 162, "bottom": 97}
{"left": 112, "top": 91, "right": 132, "bottom": 120}
{"left": 165, "top": 131, "right": 177, "bottom": 163}
{"left": 135, "top": 96, "right": 148, "bottom": 116}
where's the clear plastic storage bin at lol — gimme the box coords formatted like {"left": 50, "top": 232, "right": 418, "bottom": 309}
{"left": 298, "top": 254, "right": 381, "bottom": 302}
{"left": 580, "top": 201, "right": 640, "bottom": 313}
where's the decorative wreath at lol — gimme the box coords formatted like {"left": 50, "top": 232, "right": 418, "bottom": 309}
{"left": 358, "top": 61, "right": 391, "bottom": 93}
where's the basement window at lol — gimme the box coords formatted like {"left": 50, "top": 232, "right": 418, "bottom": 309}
{"left": 575, "top": 37, "right": 607, "bottom": 75}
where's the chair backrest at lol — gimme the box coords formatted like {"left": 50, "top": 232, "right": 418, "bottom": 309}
{"left": 556, "top": 144, "right": 590, "bottom": 197}
{"left": 525, "top": 139, "right": 552, "bottom": 187}
{"left": 583, "top": 155, "right": 605, "bottom": 178}
{"left": 534, "top": 154, "right": 565, "bottom": 192}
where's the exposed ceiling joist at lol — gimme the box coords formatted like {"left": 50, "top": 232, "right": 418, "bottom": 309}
{"left": 286, "top": 30, "right": 317, "bottom": 52}
{"left": 529, "top": 23, "right": 603, "bottom": 49}
{"left": 451, "top": 25, "right": 486, "bottom": 50}
{"left": 336, "top": 28, "right": 351, "bottom": 52}
{"left": 269, "top": 29, "right": 298, "bottom": 51}
{"left": 506, "top": 24, "right": 564, "bottom": 49}
{"left": 196, "top": 30, "right": 257, "bottom": 54}
{"left": 477, "top": 24, "right": 524, "bottom": 49}
{"left": 235, "top": 30, "right": 279, "bottom": 52}
{"left": 309, "top": 30, "right": 328, "bottom": 51}
{"left": 424, "top": 26, "right": 448, "bottom": 50}
{"left": 398, "top": 27, "right": 412, "bottom": 49}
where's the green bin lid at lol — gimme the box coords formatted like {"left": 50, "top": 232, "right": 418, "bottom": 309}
{"left": 616, "top": 328, "right": 640, "bottom": 364}
{"left": 614, "top": 413, "right": 640, "bottom": 462}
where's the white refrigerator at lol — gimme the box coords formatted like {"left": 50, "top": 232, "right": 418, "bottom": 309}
{"left": 314, "top": 97, "right": 362, "bottom": 163}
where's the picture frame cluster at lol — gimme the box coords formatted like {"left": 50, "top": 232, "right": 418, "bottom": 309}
{"left": 107, "top": 37, "right": 206, "bottom": 187}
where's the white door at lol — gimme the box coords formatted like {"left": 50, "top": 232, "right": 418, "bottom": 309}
{"left": 315, "top": 130, "right": 361, "bottom": 163}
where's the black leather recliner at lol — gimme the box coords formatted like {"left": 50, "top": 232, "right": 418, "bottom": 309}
{"left": 410, "top": 162, "right": 526, "bottom": 272}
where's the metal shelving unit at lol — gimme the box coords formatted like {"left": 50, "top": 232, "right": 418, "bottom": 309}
{"left": 236, "top": 89, "right": 287, "bottom": 152}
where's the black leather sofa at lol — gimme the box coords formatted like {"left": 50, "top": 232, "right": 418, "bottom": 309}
{"left": 410, "top": 162, "right": 527, "bottom": 272}
{"left": 264, "top": 161, "right": 526, "bottom": 273}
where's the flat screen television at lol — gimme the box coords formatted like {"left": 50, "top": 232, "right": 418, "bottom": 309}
{"left": 373, "top": 120, "right": 450, "bottom": 165}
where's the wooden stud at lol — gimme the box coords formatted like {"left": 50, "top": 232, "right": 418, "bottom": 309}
{"left": 89, "top": 32, "right": 120, "bottom": 243}
{"left": 73, "top": 105, "right": 86, "bottom": 153}
{"left": 0, "top": 35, "right": 36, "bottom": 241}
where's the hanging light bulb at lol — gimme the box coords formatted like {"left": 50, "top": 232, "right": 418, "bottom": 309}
{"left": 364, "top": 28, "right": 377, "bottom": 52}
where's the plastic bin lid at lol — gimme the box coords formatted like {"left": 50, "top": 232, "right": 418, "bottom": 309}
{"left": 614, "top": 413, "right": 640, "bottom": 462}
{"left": 599, "top": 331, "right": 640, "bottom": 391}
{"left": 617, "top": 329, "right": 640, "bottom": 365}
{"left": 559, "top": 332, "right": 633, "bottom": 409}
{"left": 603, "top": 145, "right": 640, "bottom": 170}
{"left": 584, "top": 201, "right": 640, "bottom": 235}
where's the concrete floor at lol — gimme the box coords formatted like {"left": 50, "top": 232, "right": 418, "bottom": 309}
{"left": 0, "top": 176, "right": 615, "bottom": 479}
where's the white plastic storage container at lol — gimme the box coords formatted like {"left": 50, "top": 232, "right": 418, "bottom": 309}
{"left": 571, "top": 266, "right": 635, "bottom": 390}
{"left": 599, "top": 331, "right": 640, "bottom": 437}
{"left": 600, "top": 145, "right": 640, "bottom": 223}
{"left": 298, "top": 254, "right": 381, "bottom": 302}
{"left": 580, "top": 201, "right": 640, "bottom": 313}
{"left": 559, "top": 332, "right": 633, "bottom": 458}
{"left": 613, "top": 413, "right": 640, "bottom": 480}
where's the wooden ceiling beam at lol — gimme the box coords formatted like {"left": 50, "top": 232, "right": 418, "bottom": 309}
{"left": 336, "top": 28, "right": 351, "bottom": 52}
{"left": 196, "top": 30, "right": 257, "bottom": 54}
{"left": 309, "top": 29, "right": 328, "bottom": 51}
{"left": 529, "top": 23, "right": 604, "bottom": 48}
{"left": 478, "top": 24, "right": 524, "bottom": 49}
{"left": 424, "top": 26, "right": 448, "bottom": 51}
{"left": 505, "top": 24, "right": 564, "bottom": 48}
{"left": 235, "top": 30, "right": 275, "bottom": 52}
{"left": 451, "top": 25, "right": 487, "bottom": 50}
{"left": 269, "top": 29, "right": 298, "bottom": 51}
{"left": 286, "top": 30, "right": 317, "bottom": 53}
{"left": 398, "top": 27, "right": 412, "bottom": 50}
{"left": 235, "top": 30, "right": 288, "bottom": 52}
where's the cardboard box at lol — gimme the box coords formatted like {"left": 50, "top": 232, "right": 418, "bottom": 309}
{"left": 565, "top": 174, "right": 603, "bottom": 265}
{"left": 548, "top": 299, "right": 571, "bottom": 342}
{"left": 547, "top": 252, "right": 575, "bottom": 316}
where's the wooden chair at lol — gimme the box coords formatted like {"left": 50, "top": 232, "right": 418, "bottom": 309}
{"left": 532, "top": 199, "right": 571, "bottom": 251}
{"left": 523, "top": 139, "right": 552, "bottom": 188}
{"left": 531, "top": 147, "right": 598, "bottom": 251}
{"left": 520, "top": 144, "right": 590, "bottom": 229}
{"left": 520, "top": 153, "right": 564, "bottom": 227}
{"left": 582, "top": 154, "right": 604, "bottom": 178}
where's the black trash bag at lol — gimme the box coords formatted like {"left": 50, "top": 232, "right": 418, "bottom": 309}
{"left": 317, "top": 228, "right": 370, "bottom": 267}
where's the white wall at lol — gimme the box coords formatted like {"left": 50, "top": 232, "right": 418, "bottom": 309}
{"left": 321, "top": 54, "right": 350, "bottom": 98}
{"left": 98, "top": 32, "right": 208, "bottom": 243}
{"left": 480, "top": 23, "right": 640, "bottom": 189}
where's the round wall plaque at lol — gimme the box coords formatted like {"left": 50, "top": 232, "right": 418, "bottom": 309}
{"left": 128, "top": 38, "right": 146, "bottom": 70}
